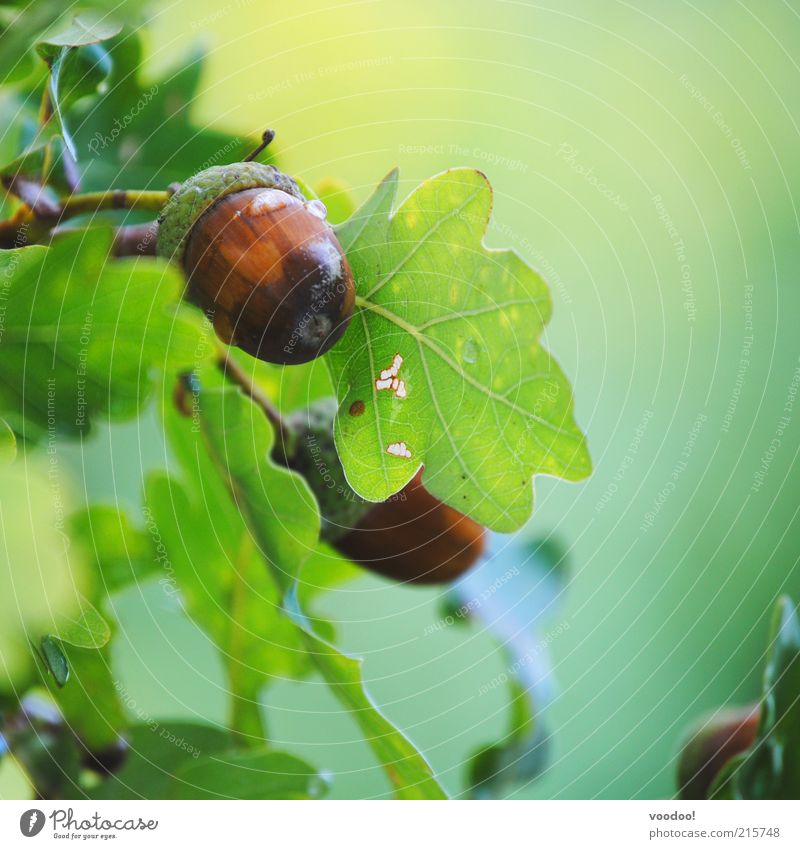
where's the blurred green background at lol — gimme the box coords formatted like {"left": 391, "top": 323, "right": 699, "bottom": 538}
{"left": 4, "top": 0, "right": 800, "bottom": 799}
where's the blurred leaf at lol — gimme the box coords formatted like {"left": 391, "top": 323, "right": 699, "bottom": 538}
{"left": 0, "top": 3, "right": 59, "bottom": 85}
{"left": 0, "top": 14, "right": 123, "bottom": 174}
{"left": 0, "top": 2, "right": 131, "bottom": 88}
{"left": 328, "top": 169, "right": 591, "bottom": 532}
{"left": 90, "top": 721, "right": 231, "bottom": 799}
{"left": 0, "top": 459, "right": 89, "bottom": 694}
{"left": 39, "top": 636, "right": 68, "bottom": 686}
{"left": 453, "top": 534, "right": 568, "bottom": 795}
{"left": 0, "top": 228, "right": 208, "bottom": 440}
{"left": 285, "top": 588, "right": 447, "bottom": 800}
{"left": 296, "top": 541, "right": 361, "bottom": 640}
{"left": 3, "top": 694, "right": 82, "bottom": 798}
{"left": 73, "top": 31, "right": 257, "bottom": 190}
{"left": 36, "top": 14, "right": 119, "bottom": 159}
{"left": 69, "top": 505, "right": 156, "bottom": 593}
{"left": 0, "top": 91, "right": 40, "bottom": 193}
{"left": 37, "top": 13, "right": 121, "bottom": 48}
{"left": 49, "top": 599, "right": 109, "bottom": 649}
{"left": 0, "top": 121, "right": 61, "bottom": 179}
{"left": 39, "top": 642, "right": 125, "bottom": 751}
{"left": 171, "top": 750, "right": 328, "bottom": 800}
{"left": 466, "top": 679, "right": 548, "bottom": 798}
{"left": 143, "top": 381, "right": 321, "bottom": 741}
{"left": 711, "top": 596, "right": 800, "bottom": 799}
{"left": 0, "top": 418, "right": 16, "bottom": 463}
{"left": 177, "top": 383, "right": 447, "bottom": 797}
{"left": 192, "top": 386, "right": 320, "bottom": 584}
{"left": 453, "top": 534, "right": 568, "bottom": 707}
{"left": 37, "top": 593, "right": 123, "bottom": 751}
{"left": 314, "top": 176, "right": 355, "bottom": 225}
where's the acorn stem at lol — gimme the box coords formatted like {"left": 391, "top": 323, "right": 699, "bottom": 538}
{"left": 243, "top": 128, "right": 276, "bottom": 162}
{"left": 215, "top": 351, "right": 294, "bottom": 457}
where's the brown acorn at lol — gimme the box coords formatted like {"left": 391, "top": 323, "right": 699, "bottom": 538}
{"left": 335, "top": 469, "right": 487, "bottom": 584}
{"left": 676, "top": 704, "right": 760, "bottom": 799}
{"left": 157, "top": 155, "right": 354, "bottom": 364}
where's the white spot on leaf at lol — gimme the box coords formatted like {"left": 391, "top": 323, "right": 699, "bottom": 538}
{"left": 386, "top": 441, "right": 412, "bottom": 459}
{"left": 379, "top": 353, "right": 403, "bottom": 380}
{"left": 375, "top": 353, "right": 407, "bottom": 398}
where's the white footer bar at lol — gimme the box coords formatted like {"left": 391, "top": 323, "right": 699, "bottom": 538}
{"left": 0, "top": 799, "right": 796, "bottom": 847}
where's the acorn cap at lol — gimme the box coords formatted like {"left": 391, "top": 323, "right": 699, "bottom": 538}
{"left": 156, "top": 162, "right": 305, "bottom": 262}
{"left": 282, "top": 397, "right": 372, "bottom": 542}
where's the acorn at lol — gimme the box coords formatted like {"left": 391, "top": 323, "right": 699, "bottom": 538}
{"left": 156, "top": 136, "right": 355, "bottom": 365}
{"left": 676, "top": 703, "right": 760, "bottom": 799}
{"left": 279, "top": 398, "right": 486, "bottom": 581}
{"left": 335, "top": 469, "right": 487, "bottom": 584}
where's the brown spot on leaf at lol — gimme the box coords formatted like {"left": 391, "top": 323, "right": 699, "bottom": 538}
{"left": 349, "top": 399, "right": 365, "bottom": 417}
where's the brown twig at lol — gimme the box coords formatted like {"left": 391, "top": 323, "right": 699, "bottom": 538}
{"left": 1, "top": 175, "right": 60, "bottom": 218}
{"left": 112, "top": 221, "right": 159, "bottom": 256}
{"left": 0, "top": 188, "right": 171, "bottom": 250}
{"left": 215, "top": 351, "right": 294, "bottom": 457}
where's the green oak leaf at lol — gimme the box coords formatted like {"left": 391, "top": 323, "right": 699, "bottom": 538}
{"left": 0, "top": 227, "right": 209, "bottom": 440}
{"left": 327, "top": 168, "right": 591, "bottom": 531}
{"left": 89, "top": 721, "right": 231, "bottom": 800}
{"left": 171, "top": 750, "right": 329, "bottom": 800}
{"left": 73, "top": 31, "right": 258, "bottom": 190}
{"left": 144, "top": 381, "right": 321, "bottom": 742}
{"left": 191, "top": 386, "right": 321, "bottom": 582}
{"left": 89, "top": 721, "right": 324, "bottom": 800}
{"left": 183, "top": 383, "right": 446, "bottom": 797}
